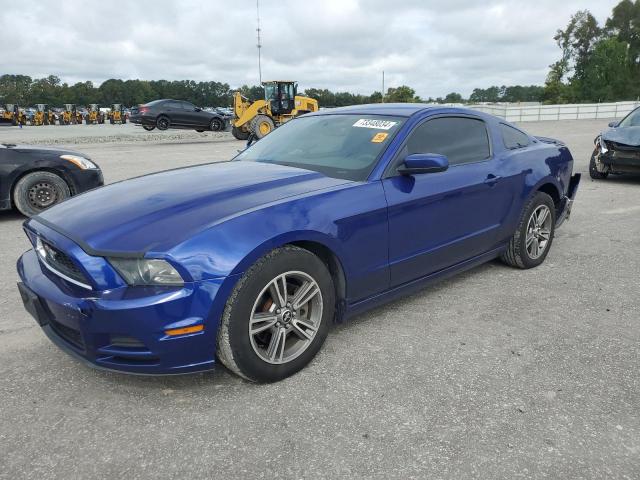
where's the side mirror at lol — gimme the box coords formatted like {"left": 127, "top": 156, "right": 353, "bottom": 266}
{"left": 608, "top": 121, "right": 618, "bottom": 128}
{"left": 398, "top": 153, "right": 449, "bottom": 175}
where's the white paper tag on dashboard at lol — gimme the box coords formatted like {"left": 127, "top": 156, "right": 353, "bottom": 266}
{"left": 353, "top": 119, "right": 397, "bottom": 130}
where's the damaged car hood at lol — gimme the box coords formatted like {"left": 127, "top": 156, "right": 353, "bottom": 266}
{"left": 602, "top": 126, "right": 640, "bottom": 147}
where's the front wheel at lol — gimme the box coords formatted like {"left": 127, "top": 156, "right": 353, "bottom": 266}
{"left": 589, "top": 150, "right": 608, "bottom": 179}
{"left": 217, "top": 246, "right": 335, "bottom": 382}
{"left": 231, "top": 125, "right": 250, "bottom": 140}
{"left": 143, "top": 125, "right": 156, "bottom": 131}
{"left": 13, "top": 171, "right": 71, "bottom": 217}
{"left": 501, "top": 191, "right": 556, "bottom": 269}
{"left": 210, "top": 118, "right": 223, "bottom": 131}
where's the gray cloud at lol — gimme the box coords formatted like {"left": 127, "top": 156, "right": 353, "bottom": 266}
{"left": 0, "top": 0, "right": 619, "bottom": 97}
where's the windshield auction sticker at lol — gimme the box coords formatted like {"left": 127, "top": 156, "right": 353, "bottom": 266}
{"left": 353, "top": 119, "right": 397, "bottom": 130}
{"left": 371, "top": 132, "right": 389, "bottom": 143}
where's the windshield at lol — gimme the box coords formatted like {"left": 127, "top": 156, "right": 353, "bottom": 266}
{"left": 618, "top": 107, "right": 640, "bottom": 127}
{"left": 235, "top": 114, "right": 405, "bottom": 180}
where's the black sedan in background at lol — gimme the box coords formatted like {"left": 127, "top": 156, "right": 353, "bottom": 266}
{"left": 129, "top": 99, "right": 227, "bottom": 132}
{"left": 1, "top": 143, "right": 103, "bottom": 217}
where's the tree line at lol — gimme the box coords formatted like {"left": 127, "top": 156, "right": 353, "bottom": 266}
{"left": 544, "top": 0, "right": 640, "bottom": 103}
{"left": 0, "top": 0, "right": 637, "bottom": 108}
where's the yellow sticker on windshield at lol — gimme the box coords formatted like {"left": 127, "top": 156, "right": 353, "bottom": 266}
{"left": 371, "top": 132, "right": 389, "bottom": 143}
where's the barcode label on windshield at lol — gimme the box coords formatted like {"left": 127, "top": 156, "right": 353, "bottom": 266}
{"left": 353, "top": 119, "right": 397, "bottom": 130}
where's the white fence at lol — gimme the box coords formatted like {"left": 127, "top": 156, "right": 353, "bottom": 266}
{"left": 469, "top": 101, "right": 640, "bottom": 122}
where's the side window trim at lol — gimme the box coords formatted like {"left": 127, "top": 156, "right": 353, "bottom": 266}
{"left": 383, "top": 114, "right": 493, "bottom": 178}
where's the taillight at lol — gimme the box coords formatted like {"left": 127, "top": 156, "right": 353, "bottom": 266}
{"left": 139, "top": 106, "right": 149, "bottom": 113}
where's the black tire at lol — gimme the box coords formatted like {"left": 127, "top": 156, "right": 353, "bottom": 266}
{"left": 196, "top": 129, "right": 205, "bottom": 133}
{"left": 231, "top": 125, "right": 250, "bottom": 140}
{"left": 209, "top": 118, "right": 223, "bottom": 132}
{"left": 122, "top": 116, "right": 127, "bottom": 124}
{"left": 589, "top": 150, "right": 608, "bottom": 179}
{"left": 217, "top": 246, "right": 335, "bottom": 382}
{"left": 156, "top": 115, "right": 170, "bottom": 131}
{"left": 13, "top": 171, "right": 71, "bottom": 217}
{"left": 251, "top": 114, "right": 275, "bottom": 139}
{"left": 501, "top": 191, "right": 556, "bottom": 269}
{"left": 143, "top": 125, "right": 156, "bottom": 131}
{"left": 109, "top": 117, "right": 115, "bottom": 125}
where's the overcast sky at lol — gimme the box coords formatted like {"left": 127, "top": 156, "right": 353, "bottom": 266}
{"left": 0, "top": 0, "right": 619, "bottom": 98}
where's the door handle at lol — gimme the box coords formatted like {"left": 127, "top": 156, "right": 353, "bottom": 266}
{"left": 484, "top": 174, "right": 502, "bottom": 186}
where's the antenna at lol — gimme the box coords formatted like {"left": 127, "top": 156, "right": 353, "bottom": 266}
{"left": 256, "top": 0, "right": 262, "bottom": 84}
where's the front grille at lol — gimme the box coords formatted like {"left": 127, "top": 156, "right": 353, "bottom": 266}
{"left": 50, "top": 318, "right": 84, "bottom": 350}
{"left": 37, "top": 239, "right": 90, "bottom": 288}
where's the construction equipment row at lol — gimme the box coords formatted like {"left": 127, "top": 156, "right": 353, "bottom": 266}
{"left": 1, "top": 104, "right": 127, "bottom": 126}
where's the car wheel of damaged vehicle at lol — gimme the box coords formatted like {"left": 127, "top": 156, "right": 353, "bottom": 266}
{"left": 589, "top": 150, "right": 608, "bottom": 179}
{"left": 217, "top": 246, "right": 335, "bottom": 382}
{"left": 156, "top": 115, "right": 170, "bottom": 131}
{"left": 501, "top": 191, "right": 556, "bottom": 269}
{"left": 13, "top": 171, "right": 71, "bottom": 217}
{"left": 142, "top": 125, "right": 155, "bottom": 131}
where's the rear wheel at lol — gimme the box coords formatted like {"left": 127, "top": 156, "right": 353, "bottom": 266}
{"left": 232, "top": 125, "right": 250, "bottom": 140}
{"left": 142, "top": 125, "right": 155, "bottom": 131}
{"left": 501, "top": 191, "right": 556, "bottom": 269}
{"left": 156, "top": 116, "right": 170, "bottom": 131}
{"left": 217, "top": 246, "right": 335, "bottom": 382}
{"left": 251, "top": 114, "right": 275, "bottom": 139}
{"left": 589, "top": 150, "right": 608, "bottom": 179}
{"left": 13, "top": 171, "right": 71, "bottom": 217}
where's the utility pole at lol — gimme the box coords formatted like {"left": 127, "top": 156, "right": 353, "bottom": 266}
{"left": 381, "top": 70, "right": 385, "bottom": 103}
{"left": 256, "top": 0, "right": 262, "bottom": 84}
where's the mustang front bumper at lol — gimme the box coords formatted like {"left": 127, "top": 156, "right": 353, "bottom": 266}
{"left": 17, "top": 248, "right": 233, "bottom": 375}
{"left": 556, "top": 173, "right": 581, "bottom": 227}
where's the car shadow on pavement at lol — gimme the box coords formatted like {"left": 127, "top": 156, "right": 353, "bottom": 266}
{"left": 0, "top": 210, "right": 25, "bottom": 222}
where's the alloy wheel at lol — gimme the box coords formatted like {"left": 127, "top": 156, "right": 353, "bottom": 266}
{"left": 526, "top": 205, "right": 552, "bottom": 259}
{"left": 249, "top": 271, "right": 323, "bottom": 364}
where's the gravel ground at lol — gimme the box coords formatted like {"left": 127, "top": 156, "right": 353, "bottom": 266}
{"left": 0, "top": 119, "right": 638, "bottom": 479}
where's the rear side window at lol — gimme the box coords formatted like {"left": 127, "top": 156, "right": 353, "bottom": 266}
{"left": 501, "top": 124, "right": 530, "bottom": 149}
{"left": 167, "top": 101, "right": 183, "bottom": 109}
{"left": 404, "top": 117, "right": 490, "bottom": 166}
{"left": 181, "top": 101, "right": 196, "bottom": 110}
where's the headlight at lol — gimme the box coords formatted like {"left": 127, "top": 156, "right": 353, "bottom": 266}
{"left": 60, "top": 154, "right": 98, "bottom": 170}
{"left": 109, "top": 258, "right": 184, "bottom": 286}
{"left": 599, "top": 137, "right": 608, "bottom": 154}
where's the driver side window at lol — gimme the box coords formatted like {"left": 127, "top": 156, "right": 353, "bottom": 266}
{"left": 399, "top": 117, "right": 491, "bottom": 167}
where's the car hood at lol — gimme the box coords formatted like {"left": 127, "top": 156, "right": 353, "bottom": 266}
{"left": 1, "top": 143, "right": 87, "bottom": 157}
{"left": 32, "top": 161, "right": 351, "bottom": 255}
{"left": 601, "top": 126, "right": 640, "bottom": 147}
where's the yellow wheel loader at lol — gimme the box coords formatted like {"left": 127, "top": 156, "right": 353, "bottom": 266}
{"left": 232, "top": 81, "right": 318, "bottom": 140}
{"left": 108, "top": 104, "right": 126, "bottom": 124}
{"left": 32, "top": 104, "right": 47, "bottom": 126}
{"left": 2, "top": 104, "right": 26, "bottom": 126}
{"left": 59, "top": 104, "right": 76, "bottom": 125}
{"left": 85, "top": 104, "right": 104, "bottom": 124}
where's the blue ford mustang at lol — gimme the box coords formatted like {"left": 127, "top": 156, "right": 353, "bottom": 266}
{"left": 17, "top": 104, "right": 581, "bottom": 382}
